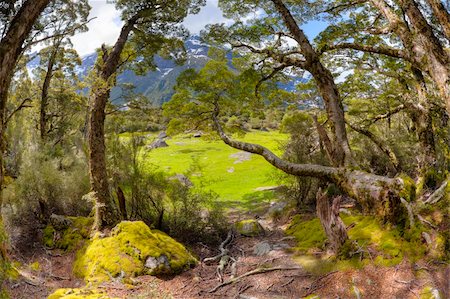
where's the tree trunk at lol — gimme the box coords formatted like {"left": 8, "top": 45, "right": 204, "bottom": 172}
{"left": 316, "top": 193, "right": 348, "bottom": 254}
{"left": 40, "top": 45, "right": 60, "bottom": 141}
{"left": 0, "top": 0, "right": 50, "bottom": 206}
{"left": 88, "top": 17, "right": 137, "bottom": 230}
{"left": 270, "top": 0, "right": 352, "bottom": 167}
{"left": 426, "top": 0, "right": 450, "bottom": 42}
{"left": 116, "top": 186, "right": 127, "bottom": 220}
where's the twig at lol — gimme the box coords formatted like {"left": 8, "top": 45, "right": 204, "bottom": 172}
{"left": 209, "top": 266, "right": 301, "bottom": 293}
{"left": 280, "top": 277, "right": 295, "bottom": 287}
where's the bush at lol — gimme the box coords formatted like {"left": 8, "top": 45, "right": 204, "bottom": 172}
{"left": 107, "top": 134, "right": 228, "bottom": 245}
{"left": 2, "top": 150, "right": 91, "bottom": 250}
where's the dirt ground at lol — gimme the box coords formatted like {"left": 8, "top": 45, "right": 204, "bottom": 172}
{"left": 4, "top": 206, "right": 449, "bottom": 299}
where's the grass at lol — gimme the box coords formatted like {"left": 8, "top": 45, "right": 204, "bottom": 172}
{"left": 140, "top": 131, "right": 288, "bottom": 203}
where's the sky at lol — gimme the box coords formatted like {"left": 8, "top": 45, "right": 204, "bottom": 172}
{"left": 70, "top": 0, "right": 327, "bottom": 57}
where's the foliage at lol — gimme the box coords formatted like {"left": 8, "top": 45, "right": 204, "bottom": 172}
{"left": 73, "top": 221, "right": 196, "bottom": 283}
{"left": 43, "top": 217, "right": 93, "bottom": 251}
{"left": 2, "top": 149, "right": 91, "bottom": 249}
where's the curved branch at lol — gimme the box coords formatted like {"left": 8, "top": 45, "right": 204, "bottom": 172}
{"left": 212, "top": 104, "right": 338, "bottom": 179}
{"left": 321, "top": 43, "right": 411, "bottom": 61}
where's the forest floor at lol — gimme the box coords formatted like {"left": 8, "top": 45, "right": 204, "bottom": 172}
{"left": 5, "top": 199, "right": 449, "bottom": 299}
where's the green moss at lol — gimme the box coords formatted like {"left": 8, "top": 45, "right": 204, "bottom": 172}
{"left": 43, "top": 217, "right": 93, "bottom": 251}
{"left": 235, "top": 219, "right": 264, "bottom": 237}
{"left": 287, "top": 215, "right": 429, "bottom": 272}
{"left": 286, "top": 216, "right": 326, "bottom": 253}
{"left": 47, "top": 288, "right": 115, "bottom": 299}
{"left": 419, "top": 285, "right": 442, "bottom": 299}
{"left": 29, "top": 261, "right": 40, "bottom": 271}
{"left": 397, "top": 174, "right": 416, "bottom": 202}
{"left": 74, "top": 221, "right": 197, "bottom": 284}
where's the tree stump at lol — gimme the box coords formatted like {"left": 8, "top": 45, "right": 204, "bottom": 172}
{"left": 316, "top": 192, "right": 348, "bottom": 254}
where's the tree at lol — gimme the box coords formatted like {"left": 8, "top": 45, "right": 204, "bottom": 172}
{"left": 0, "top": 0, "right": 51, "bottom": 201}
{"left": 34, "top": 0, "right": 90, "bottom": 141}
{"left": 165, "top": 52, "right": 414, "bottom": 253}
{"left": 87, "top": 0, "right": 205, "bottom": 230}
{"left": 320, "top": 0, "right": 450, "bottom": 113}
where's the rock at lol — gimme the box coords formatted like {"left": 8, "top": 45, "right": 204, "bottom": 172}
{"left": 148, "top": 139, "right": 168, "bottom": 149}
{"left": 193, "top": 132, "right": 202, "bottom": 138}
{"left": 227, "top": 167, "right": 235, "bottom": 173}
{"left": 145, "top": 255, "right": 170, "bottom": 273}
{"left": 50, "top": 214, "right": 73, "bottom": 231}
{"left": 268, "top": 201, "right": 287, "bottom": 215}
{"left": 74, "top": 221, "right": 196, "bottom": 283}
{"left": 236, "top": 219, "right": 265, "bottom": 237}
{"left": 253, "top": 241, "right": 272, "bottom": 256}
{"left": 158, "top": 131, "right": 168, "bottom": 139}
{"left": 169, "top": 174, "right": 193, "bottom": 187}
{"left": 48, "top": 288, "right": 113, "bottom": 299}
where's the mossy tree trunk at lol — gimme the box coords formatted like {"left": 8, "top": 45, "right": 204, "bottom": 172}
{"left": 316, "top": 193, "right": 348, "bottom": 254}
{"left": 88, "top": 17, "right": 138, "bottom": 230}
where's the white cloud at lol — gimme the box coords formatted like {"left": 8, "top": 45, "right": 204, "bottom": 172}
{"left": 183, "top": 0, "right": 231, "bottom": 34}
{"left": 71, "top": 1, "right": 123, "bottom": 57}
{"left": 71, "top": 0, "right": 230, "bottom": 57}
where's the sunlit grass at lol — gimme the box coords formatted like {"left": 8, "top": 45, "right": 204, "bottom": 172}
{"left": 140, "top": 130, "right": 288, "bottom": 202}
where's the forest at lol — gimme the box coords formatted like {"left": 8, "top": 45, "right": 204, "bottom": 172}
{"left": 0, "top": 0, "right": 449, "bottom": 298}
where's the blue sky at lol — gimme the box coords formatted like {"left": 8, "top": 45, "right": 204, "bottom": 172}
{"left": 71, "top": 0, "right": 327, "bottom": 56}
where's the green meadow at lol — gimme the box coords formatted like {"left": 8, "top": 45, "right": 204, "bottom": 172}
{"left": 141, "top": 131, "right": 288, "bottom": 203}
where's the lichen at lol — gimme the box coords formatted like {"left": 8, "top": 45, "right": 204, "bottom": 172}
{"left": 47, "top": 288, "right": 115, "bottom": 299}
{"left": 43, "top": 217, "right": 93, "bottom": 251}
{"left": 235, "top": 219, "right": 264, "bottom": 237}
{"left": 73, "top": 221, "right": 197, "bottom": 284}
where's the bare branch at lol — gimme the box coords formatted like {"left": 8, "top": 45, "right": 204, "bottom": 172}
{"left": 320, "top": 43, "right": 411, "bottom": 61}
{"left": 4, "top": 98, "right": 32, "bottom": 126}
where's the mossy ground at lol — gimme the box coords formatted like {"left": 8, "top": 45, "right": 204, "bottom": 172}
{"left": 73, "top": 221, "right": 196, "bottom": 284}
{"left": 286, "top": 214, "right": 438, "bottom": 274}
{"left": 43, "top": 217, "right": 93, "bottom": 251}
{"left": 47, "top": 288, "right": 115, "bottom": 299}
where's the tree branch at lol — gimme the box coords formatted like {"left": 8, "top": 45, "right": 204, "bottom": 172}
{"left": 212, "top": 103, "right": 338, "bottom": 179}
{"left": 4, "top": 98, "right": 32, "bottom": 126}
{"left": 321, "top": 43, "right": 411, "bottom": 61}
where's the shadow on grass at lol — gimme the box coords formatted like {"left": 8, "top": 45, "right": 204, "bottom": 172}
{"left": 222, "top": 190, "right": 277, "bottom": 213}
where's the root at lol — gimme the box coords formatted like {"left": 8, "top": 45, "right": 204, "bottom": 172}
{"left": 424, "top": 181, "right": 448, "bottom": 204}
{"left": 208, "top": 266, "right": 301, "bottom": 293}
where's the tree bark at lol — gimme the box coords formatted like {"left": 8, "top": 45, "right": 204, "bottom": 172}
{"left": 88, "top": 17, "right": 137, "bottom": 230}
{"left": 40, "top": 44, "right": 61, "bottom": 141}
{"left": 426, "top": 0, "right": 450, "bottom": 41}
{"left": 316, "top": 193, "right": 349, "bottom": 254}
{"left": 270, "top": 0, "right": 352, "bottom": 167}
{"left": 0, "top": 0, "right": 50, "bottom": 205}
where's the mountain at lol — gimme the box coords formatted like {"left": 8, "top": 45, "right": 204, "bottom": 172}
{"left": 77, "top": 36, "right": 210, "bottom": 106}
{"left": 29, "top": 36, "right": 304, "bottom": 106}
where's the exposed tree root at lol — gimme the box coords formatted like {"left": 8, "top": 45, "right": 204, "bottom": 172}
{"left": 208, "top": 266, "right": 301, "bottom": 293}
{"left": 424, "top": 181, "right": 448, "bottom": 204}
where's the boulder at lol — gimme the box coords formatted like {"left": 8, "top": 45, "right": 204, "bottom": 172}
{"left": 74, "top": 221, "right": 196, "bottom": 283}
{"left": 236, "top": 219, "right": 265, "bottom": 237}
{"left": 148, "top": 139, "right": 168, "bottom": 149}
{"left": 157, "top": 131, "right": 168, "bottom": 139}
{"left": 169, "top": 174, "right": 193, "bottom": 187}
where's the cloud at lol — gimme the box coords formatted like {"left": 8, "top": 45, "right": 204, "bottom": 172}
{"left": 71, "top": 0, "right": 230, "bottom": 57}
{"left": 71, "top": 1, "right": 123, "bottom": 57}
{"left": 183, "top": 0, "right": 232, "bottom": 34}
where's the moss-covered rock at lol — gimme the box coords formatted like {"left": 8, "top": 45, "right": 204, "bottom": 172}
{"left": 73, "top": 221, "right": 196, "bottom": 283}
{"left": 235, "top": 219, "right": 265, "bottom": 237}
{"left": 419, "top": 285, "right": 442, "bottom": 299}
{"left": 43, "top": 216, "right": 93, "bottom": 251}
{"left": 47, "top": 288, "right": 115, "bottom": 299}
{"left": 397, "top": 173, "right": 416, "bottom": 202}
